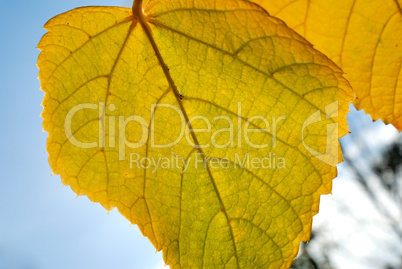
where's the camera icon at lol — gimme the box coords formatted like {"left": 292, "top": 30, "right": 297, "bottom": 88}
{"left": 302, "top": 101, "right": 339, "bottom": 167}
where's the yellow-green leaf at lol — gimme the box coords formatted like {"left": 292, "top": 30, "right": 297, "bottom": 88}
{"left": 252, "top": 0, "right": 402, "bottom": 130}
{"left": 37, "top": 0, "right": 353, "bottom": 268}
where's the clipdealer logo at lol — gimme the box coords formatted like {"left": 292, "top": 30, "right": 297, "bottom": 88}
{"left": 63, "top": 100, "right": 340, "bottom": 171}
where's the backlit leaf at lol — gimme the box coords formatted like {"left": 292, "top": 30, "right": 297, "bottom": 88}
{"left": 37, "top": 0, "right": 353, "bottom": 267}
{"left": 252, "top": 0, "right": 402, "bottom": 130}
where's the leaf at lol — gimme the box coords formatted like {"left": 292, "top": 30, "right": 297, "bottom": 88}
{"left": 37, "top": 0, "right": 353, "bottom": 268}
{"left": 252, "top": 0, "right": 402, "bottom": 130}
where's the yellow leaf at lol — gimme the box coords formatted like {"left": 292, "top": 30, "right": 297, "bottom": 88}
{"left": 252, "top": 0, "right": 402, "bottom": 130}
{"left": 37, "top": 0, "right": 353, "bottom": 268}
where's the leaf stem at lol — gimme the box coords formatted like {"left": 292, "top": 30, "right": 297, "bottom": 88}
{"left": 132, "top": 0, "right": 144, "bottom": 19}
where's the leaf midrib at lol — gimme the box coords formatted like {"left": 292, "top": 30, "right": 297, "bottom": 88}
{"left": 134, "top": 3, "right": 242, "bottom": 268}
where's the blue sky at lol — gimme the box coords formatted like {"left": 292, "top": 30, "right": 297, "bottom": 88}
{"left": 0, "top": 1, "right": 164, "bottom": 268}
{"left": 0, "top": 0, "right": 400, "bottom": 269}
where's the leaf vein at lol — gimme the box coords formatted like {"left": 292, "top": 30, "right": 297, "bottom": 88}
{"left": 148, "top": 19, "right": 339, "bottom": 123}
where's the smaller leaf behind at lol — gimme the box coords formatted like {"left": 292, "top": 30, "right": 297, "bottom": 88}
{"left": 253, "top": 0, "right": 402, "bottom": 130}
